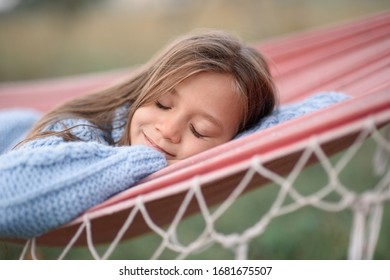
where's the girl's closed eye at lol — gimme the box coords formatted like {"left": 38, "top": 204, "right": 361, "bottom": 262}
{"left": 155, "top": 101, "right": 170, "bottom": 110}
{"left": 190, "top": 124, "right": 207, "bottom": 139}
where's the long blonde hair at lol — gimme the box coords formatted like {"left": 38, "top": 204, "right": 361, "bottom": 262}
{"left": 23, "top": 30, "right": 277, "bottom": 146}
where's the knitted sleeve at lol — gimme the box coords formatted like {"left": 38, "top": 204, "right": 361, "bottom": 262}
{"left": 17, "top": 118, "right": 113, "bottom": 149}
{"left": 0, "top": 118, "right": 167, "bottom": 239}
{"left": 0, "top": 142, "right": 166, "bottom": 239}
{"left": 235, "top": 92, "right": 349, "bottom": 138}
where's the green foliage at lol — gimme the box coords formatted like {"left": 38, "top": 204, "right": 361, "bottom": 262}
{"left": 0, "top": 0, "right": 389, "bottom": 81}
{"left": 11, "top": 0, "right": 104, "bottom": 13}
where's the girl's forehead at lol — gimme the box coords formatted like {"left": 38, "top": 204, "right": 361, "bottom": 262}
{"left": 170, "top": 72, "right": 241, "bottom": 119}
{"left": 143, "top": 71, "right": 242, "bottom": 110}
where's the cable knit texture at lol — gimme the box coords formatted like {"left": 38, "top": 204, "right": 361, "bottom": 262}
{"left": 0, "top": 92, "right": 348, "bottom": 239}
{"left": 235, "top": 92, "right": 349, "bottom": 138}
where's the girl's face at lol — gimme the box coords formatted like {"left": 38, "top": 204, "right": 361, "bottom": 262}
{"left": 130, "top": 72, "right": 242, "bottom": 164}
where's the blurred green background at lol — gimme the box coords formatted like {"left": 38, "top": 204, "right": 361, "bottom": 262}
{"left": 0, "top": 0, "right": 389, "bottom": 82}
{"left": 1, "top": 0, "right": 389, "bottom": 260}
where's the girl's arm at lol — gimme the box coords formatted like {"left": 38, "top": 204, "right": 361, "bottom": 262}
{"left": 0, "top": 118, "right": 167, "bottom": 239}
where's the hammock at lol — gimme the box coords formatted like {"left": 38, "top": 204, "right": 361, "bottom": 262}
{"left": 1, "top": 12, "right": 389, "bottom": 259}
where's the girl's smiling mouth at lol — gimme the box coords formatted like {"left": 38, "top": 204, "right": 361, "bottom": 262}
{"left": 143, "top": 132, "right": 175, "bottom": 158}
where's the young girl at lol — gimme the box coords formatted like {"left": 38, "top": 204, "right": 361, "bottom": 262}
{"left": 0, "top": 29, "right": 276, "bottom": 238}
{"left": 22, "top": 29, "right": 276, "bottom": 162}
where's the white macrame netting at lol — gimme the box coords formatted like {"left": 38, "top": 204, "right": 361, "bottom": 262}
{"left": 18, "top": 118, "right": 390, "bottom": 260}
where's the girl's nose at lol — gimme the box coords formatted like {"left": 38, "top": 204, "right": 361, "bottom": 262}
{"left": 156, "top": 116, "right": 181, "bottom": 144}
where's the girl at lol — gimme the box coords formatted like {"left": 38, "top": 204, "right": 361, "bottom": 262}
{"left": 22, "top": 29, "right": 276, "bottom": 163}
{"left": 0, "top": 30, "right": 276, "bottom": 238}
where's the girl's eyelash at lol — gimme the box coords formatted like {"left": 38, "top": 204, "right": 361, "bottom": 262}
{"left": 190, "top": 124, "right": 206, "bottom": 139}
{"left": 155, "top": 101, "right": 170, "bottom": 110}
{"left": 156, "top": 101, "right": 206, "bottom": 139}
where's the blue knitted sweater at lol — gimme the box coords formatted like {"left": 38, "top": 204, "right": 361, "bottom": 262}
{"left": 0, "top": 108, "right": 167, "bottom": 239}
{"left": 0, "top": 92, "right": 348, "bottom": 239}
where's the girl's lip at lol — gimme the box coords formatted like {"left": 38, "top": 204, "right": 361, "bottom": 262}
{"left": 143, "top": 132, "right": 175, "bottom": 157}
